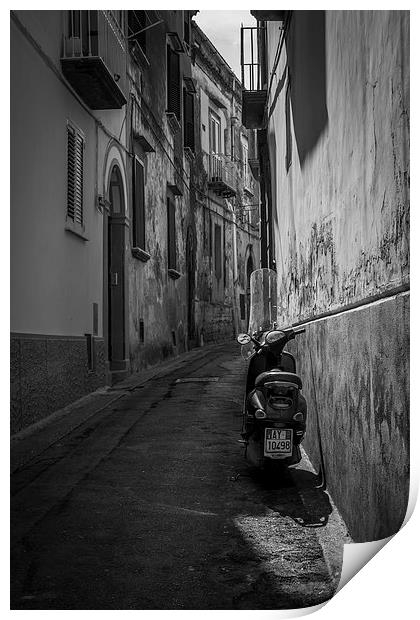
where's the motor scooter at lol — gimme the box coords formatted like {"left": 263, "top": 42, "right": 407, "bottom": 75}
{"left": 237, "top": 326, "right": 307, "bottom": 471}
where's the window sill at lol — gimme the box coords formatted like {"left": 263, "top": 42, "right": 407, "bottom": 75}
{"left": 168, "top": 268, "right": 181, "bottom": 280}
{"left": 166, "top": 112, "right": 181, "bottom": 134}
{"left": 132, "top": 247, "right": 151, "bottom": 262}
{"left": 65, "top": 221, "right": 89, "bottom": 241}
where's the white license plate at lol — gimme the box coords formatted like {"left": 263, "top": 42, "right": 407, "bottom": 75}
{"left": 264, "top": 428, "right": 293, "bottom": 458}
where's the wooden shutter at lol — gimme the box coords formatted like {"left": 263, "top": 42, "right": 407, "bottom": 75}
{"left": 67, "top": 124, "right": 84, "bottom": 226}
{"left": 183, "top": 90, "right": 195, "bottom": 150}
{"left": 167, "top": 46, "right": 180, "bottom": 120}
{"left": 167, "top": 197, "right": 176, "bottom": 270}
{"left": 133, "top": 159, "right": 145, "bottom": 249}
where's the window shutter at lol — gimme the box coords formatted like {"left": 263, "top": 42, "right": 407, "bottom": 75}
{"left": 67, "top": 124, "right": 84, "bottom": 226}
{"left": 133, "top": 159, "right": 145, "bottom": 249}
{"left": 183, "top": 90, "right": 195, "bottom": 150}
{"left": 167, "top": 197, "right": 176, "bottom": 270}
{"left": 167, "top": 46, "right": 180, "bottom": 120}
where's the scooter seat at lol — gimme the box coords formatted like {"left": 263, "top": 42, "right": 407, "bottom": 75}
{"left": 255, "top": 369, "right": 302, "bottom": 389}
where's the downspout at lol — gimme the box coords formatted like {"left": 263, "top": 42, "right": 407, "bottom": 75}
{"left": 226, "top": 199, "right": 240, "bottom": 335}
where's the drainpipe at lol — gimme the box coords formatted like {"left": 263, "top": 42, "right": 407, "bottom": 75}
{"left": 226, "top": 199, "right": 240, "bottom": 335}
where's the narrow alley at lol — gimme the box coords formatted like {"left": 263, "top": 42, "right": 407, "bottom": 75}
{"left": 11, "top": 343, "right": 346, "bottom": 610}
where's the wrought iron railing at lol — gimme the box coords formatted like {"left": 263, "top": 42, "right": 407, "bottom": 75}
{"left": 62, "top": 11, "right": 126, "bottom": 88}
{"left": 240, "top": 25, "right": 266, "bottom": 91}
{"left": 206, "top": 153, "right": 236, "bottom": 192}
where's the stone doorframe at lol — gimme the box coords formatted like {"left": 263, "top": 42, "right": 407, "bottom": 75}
{"left": 102, "top": 140, "right": 130, "bottom": 385}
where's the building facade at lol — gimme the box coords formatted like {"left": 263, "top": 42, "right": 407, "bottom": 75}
{"left": 191, "top": 22, "right": 260, "bottom": 341}
{"left": 242, "top": 10, "right": 409, "bottom": 542}
{"left": 10, "top": 10, "right": 260, "bottom": 433}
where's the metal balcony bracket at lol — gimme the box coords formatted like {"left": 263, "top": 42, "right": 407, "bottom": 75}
{"left": 167, "top": 182, "right": 183, "bottom": 197}
{"left": 134, "top": 133, "right": 155, "bottom": 153}
{"left": 166, "top": 112, "right": 181, "bottom": 134}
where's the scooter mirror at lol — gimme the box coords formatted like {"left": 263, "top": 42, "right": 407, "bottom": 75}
{"left": 237, "top": 333, "right": 251, "bottom": 345}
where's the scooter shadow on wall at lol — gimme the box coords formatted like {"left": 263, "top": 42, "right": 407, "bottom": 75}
{"left": 242, "top": 465, "right": 333, "bottom": 529}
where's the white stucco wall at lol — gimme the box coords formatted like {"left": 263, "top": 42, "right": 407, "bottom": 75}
{"left": 11, "top": 12, "right": 127, "bottom": 338}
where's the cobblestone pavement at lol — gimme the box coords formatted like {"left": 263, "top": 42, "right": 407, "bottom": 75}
{"left": 11, "top": 343, "right": 349, "bottom": 609}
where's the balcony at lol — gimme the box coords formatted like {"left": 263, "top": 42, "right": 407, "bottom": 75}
{"left": 61, "top": 11, "right": 127, "bottom": 110}
{"left": 241, "top": 25, "right": 267, "bottom": 129}
{"left": 206, "top": 153, "right": 236, "bottom": 198}
{"left": 250, "top": 11, "right": 286, "bottom": 22}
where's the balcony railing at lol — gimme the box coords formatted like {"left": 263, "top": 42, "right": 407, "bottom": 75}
{"left": 61, "top": 10, "right": 127, "bottom": 109}
{"left": 240, "top": 25, "right": 267, "bottom": 129}
{"left": 206, "top": 153, "right": 236, "bottom": 198}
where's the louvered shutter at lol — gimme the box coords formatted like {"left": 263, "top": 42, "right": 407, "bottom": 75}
{"left": 167, "top": 46, "right": 180, "bottom": 120}
{"left": 67, "top": 124, "right": 84, "bottom": 226}
{"left": 183, "top": 90, "right": 195, "bottom": 151}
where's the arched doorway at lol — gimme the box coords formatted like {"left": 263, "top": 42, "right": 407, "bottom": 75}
{"left": 107, "top": 164, "right": 126, "bottom": 372}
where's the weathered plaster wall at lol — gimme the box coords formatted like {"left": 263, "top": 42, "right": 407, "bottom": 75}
{"left": 265, "top": 11, "right": 409, "bottom": 541}
{"left": 287, "top": 292, "right": 409, "bottom": 541}
{"left": 126, "top": 13, "right": 196, "bottom": 372}
{"left": 267, "top": 11, "right": 409, "bottom": 321}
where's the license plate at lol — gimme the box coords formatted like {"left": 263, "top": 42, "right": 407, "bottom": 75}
{"left": 264, "top": 428, "right": 293, "bottom": 458}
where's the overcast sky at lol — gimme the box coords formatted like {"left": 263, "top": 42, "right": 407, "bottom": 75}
{"left": 194, "top": 10, "right": 257, "bottom": 80}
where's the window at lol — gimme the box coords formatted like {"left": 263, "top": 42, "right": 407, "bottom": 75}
{"left": 230, "top": 122, "right": 235, "bottom": 160}
{"left": 67, "top": 122, "right": 84, "bottom": 226}
{"left": 209, "top": 111, "right": 221, "bottom": 155}
{"left": 109, "top": 165, "right": 123, "bottom": 214}
{"left": 133, "top": 158, "right": 145, "bottom": 249}
{"left": 214, "top": 223, "right": 222, "bottom": 280}
{"left": 167, "top": 197, "right": 177, "bottom": 270}
{"left": 183, "top": 89, "right": 195, "bottom": 151}
{"left": 167, "top": 45, "right": 181, "bottom": 120}
{"left": 128, "top": 10, "right": 147, "bottom": 54}
{"left": 242, "top": 139, "right": 249, "bottom": 187}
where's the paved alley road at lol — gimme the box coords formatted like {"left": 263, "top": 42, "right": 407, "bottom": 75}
{"left": 11, "top": 343, "right": 347, "bottom": 610}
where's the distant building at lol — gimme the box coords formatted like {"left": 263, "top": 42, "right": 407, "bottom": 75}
{"left": 191, "top": 22, "right": 260, "bottom": 340}
{"left": 10, "top": 10, "right": 260, "bottom": 433}
{"left": 241, "top": 10, "right": 409, "bottom": 542}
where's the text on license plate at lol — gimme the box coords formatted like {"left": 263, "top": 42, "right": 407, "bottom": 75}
{"left": 264, "top": 428, "right": 293, "bottom": 458}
